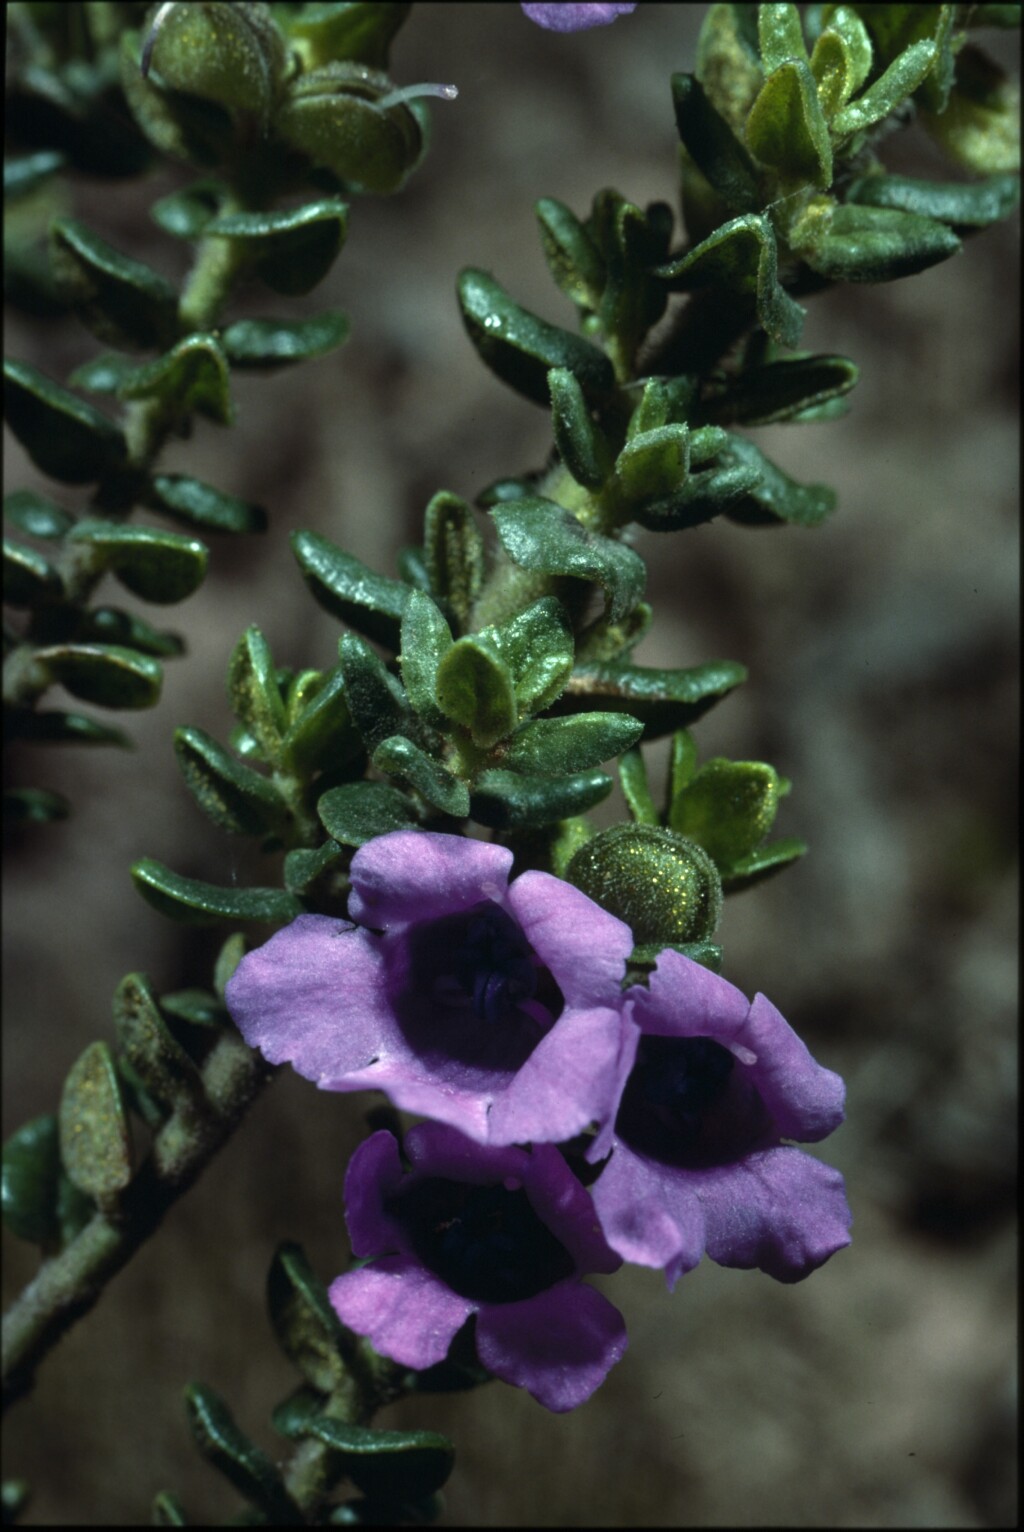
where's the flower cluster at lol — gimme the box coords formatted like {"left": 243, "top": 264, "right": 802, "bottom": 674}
{"left": 227, "top": 831, "right": 851, "bottom": 1411}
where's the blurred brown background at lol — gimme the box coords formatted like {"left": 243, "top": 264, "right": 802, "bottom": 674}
{"left": 3, "top": 5, "right": 1018, "bottom": 1525}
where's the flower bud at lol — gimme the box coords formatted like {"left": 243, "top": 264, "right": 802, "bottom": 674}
{"left": 566, "top": 823, "right": 723, "bottom": 945}
{"left": 143, "top": 1, "right": 287, "bottom": 128}
{"left": 273, "top": 63, "right": 424, "bottom": 194}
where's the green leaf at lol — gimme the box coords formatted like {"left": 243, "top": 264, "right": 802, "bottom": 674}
{"left": 3, "top": 358, "right": 126, "bottom": 483}
{"left": 3, "top": 788, "right": 71, "bottom": 825}
{"left": 585, "top": 190, "right": 672, "bottom": 374}
{"left": 49, "top": 217, "right": 179, "bottom": 352}
{"left": 506, "top": 712, "right": 643, "bottom": 775}
{"left": 120, "top": 30, "right": 234, "bottom": 167}
{"left": 3, "top": 489, "right": 75, "bottom": 539}
{"left": 434, "top": 635, "right": 517, "bottom": 748}
{"left": 758, "top": 3, "right": 808, "bottom": 71}
{"left": 67, "top": 352, "right": 140, "bottom": 395}
{"left": 2, "top": 1115, "right": 61, "bottom": 1245}
{"left": 921, "top": 44, "right": 1020, "bottom": 175}
{"left": 318, "top": 780, "right": 418, "bottom": 846}
{"left": 281, "top": 667, "right": 362, "bottom": 776}
{"left": 131, "top": 859, "right": 303, "bottom": 925}
{"left": 159, "top": 989, "right": 227, "bottom": 1028}
{"left": 656, "top": 215, "right": 805, "bottom": 348}
{"left": 562, "top": 658, "right": 746, "bottom": 738}
{"left": 745, "top": 58, "right": 832, "bottom": 188}
{"left": 575, "top": 600, "right": 652, "bottom": 665}
{"left": 535, "top": 196, "right": 606, "bottom": 309}
{"left": 283, "top": 2, "right": 412, "bottom": 70}
{"left": 373, "top": 735, "right": 470, "bottom": 818}
{"left": 283, "top": 841, "right": 344, "bottom": 896}
{"left": 77, "top": 606, "right": 184, "bottom": 659}
{"left": 808, "top": 7, "right": 873, "bottom": 118}
{"left": 669, "top": 758, "right": 781, "bottom": 864}
{"left": 150, "top": 180, "right": 224, "bottom": 238}
{"left": 292, "top": 530, "right": 409, "bottom": 650}
{"left": 567, "top": 824, "right": 722, "bottom": 946}
{"left": 338, "top": 632, "right": 413, "bottom": 752}
{"left": 618, "top": 746, "right": 659, "bottom": 826}
{"left": 213, "top": 934, "right": 248, "bottom": 1001}
{"left": 484, "top": 597, "right": 575, "bottom": 714}
{"left": 184, "top": 1384, "right": 302, "bottom": 1525}
{"left": 221, "top": 311, "right": 349, "bottom": 369}
{"left": 205, "top": 202, "right": 349, "bottom": 296}
{"left": 457, "top": 268, "right": 615, "bottom": 407}
{"left": 3, "top": 538, "right": 62, "bottom": 606}
{"left": 151, "top": 1491, "right": 188, "bottom": 1526}
{"left": 112, "top": 973, "right": 204, "bottom": 1109}
{"left": 699, "top": 354, "right": 859, "bottom": 426}
{"left": 633, "top": 460, "right": 762, "bottom": 532}
{"left": 273, "top": 64, "right": 424, "bottom": 195}
{"left": 4, "top": 150, "right": 64, "bottom": 199}
{"left": 174, "top": 727, "right": 288, "bottom": 837}
{"left": 490, "top": 498, "right": 645, "bottom": 624}
{"left": 59, "top": 1041, "right": 134, "bottom": 1201}
{"left": 119, "top": 333, "right": 233, "bottom": 425}
{"left": 831, "top": 39, "right": 938, "bottom": 139}
{"left": 5, "top": 710, "right": 132, "bottom": 749}
{"left": 68, "top": 520, "right": 208, "bottom": 604}
{"left": 293, "top": 1419, "right": 455, "bottom": 1503}
{"left": 144, "top": 0, "right": 286, "bottom": 124}
{"left": 845, "top": 171, "right": 1021, "bottom": 228}
{"left": 670, "top": 73, "right": 760, "bottom": 212}
{"left": 470, "top": 768, "right": 613, "bottom": 829}
{"left": 720, "top": 835, "right": 807, "bottom": 891}
{"left": 267, "top": 1242, "right": 353, "bottom": 1392}
{"left": 147, "top": 474, "right": 268, "bottom": 534}
{"left": 794, "top": 202, "right": 961, "bottom": 281}
{"left": 423, "top": 490, "right": 485, "bottom": 632}
{"left": 227, "top": 626, "right": 287, "bottom": 760}
{"left": 548, "top": 367, "right": 609, "bottom": 490}
{"left": 400, "top": 590, "right": 453, "bottom": 728}
{"left": 34, "top": 644, "right": 163, "bottom": 709}
{"left": 717, "top": 435, "right": 837, "bottom": 526}
{"left": 614, "top": 424, "right": 690, "bottom": 505}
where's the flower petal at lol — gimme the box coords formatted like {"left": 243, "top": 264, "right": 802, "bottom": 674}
{"left": 342, "top": 1130, "right": 406, "bottom": 1257}
{"left": 733, "top": 993, "right": 846, "bottom": 1141}
{"left": 404, "top": 1121, "right": 531, "bottom": 1184}
{"left": 695, "top": 1146, "right": 852, "bottom": 1282}
{"left": 329, "top": 1257, "right": 475, "bottom": 1371}
{"left": 486, "top": 1004, "right": 624, "bottom": 1147}
{"left": 590, "top": 1141, "right": 706, "bottom": 1282}
{"left": 520, "top": 1143, "right": 622, "bottom": 1275}
{"left": 348, "top": 830, "right": 513, "bottom": 929}
{"left": 475, "top": 1281, "right": 627, "bottom": 1411}
{"left": 627, "top": 946, "right": 752, "bottom": 1042}
{"left": 507, "top": 870, "right": 633, "bottom": 1010}
{"left": 521, "top": 2, "right": 638, "bottom": 32}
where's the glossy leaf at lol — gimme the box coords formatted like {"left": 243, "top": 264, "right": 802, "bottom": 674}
{"left": 273, "top": 64, "right": 424, "bottom": 194}
{"left": 548, "top": 367, "right": 609, "bottom": 490}
{"left": 338, "top": 632, "right": 413, "bottom": 752}
{"left": 294, "top": 1419, "right": 454, "bottom": 1502}
{"left": 119, "top": 333, "right": 232, "bottom": 425}
{"left": 3, "top": 358, "right": 126, "bottom": 483}
{"left": 67, "top": 352, "right": 139, "bottom": 395}
{"left": 206, "top": 202, "right": 349, "bottom": 296}
{"left": 112, "top": 973, "right": 204, "bottom": 1109}
{"left": 68, "top": 519, "right": 208, "bottom": 604}
{"left": 656, "top": 215, "right": 804, "bottom": 348}
{"left": 490, "top": 498, "right": 645, "bottom": 623}
{"left": 267, "top": 1241, "right": 353, "bottom": 1392}
{"left": 670, "top": 73, "right": 760, "bottom": 212}
{"left": 506, "top": 711, "right": 643, "bottom": 775}
{"left": 423, "top": 490, "right": 485, "bottom": 632}
{"left": 796, "top": 203, "right": 961, "bottom": 282}
{"left": 318, "top": 780, "right": 417, "bottom": 846}
{"left": 150, "top": 180, "right": 224, "bottom": 239}
{"left": 131, "top": 859, "right": 303, "bottom": 925}
{"left": 59, "top": 1041, "right": 134, "bottom": 1201}
{"left": 227, "top": 627, "right": 286, "bottom": 760}
{"left": 484, "top": 597, "right": 575, "bottom": 715}
{"left": 562, "top": 658, "right": 746, "bottom": 738}
{"left": 535, "top": 196, "right": 606, "bottom": 309}
{"left": 34, "top": 644, "right": 163, "bottom": 709}
{"left": 221, "top": 311, "right": 350, "bottom": 369}
{"left": 77, "top": 606, "right": 184, "bottom": 659}
{"left": 4, "top": 150, "right": 64, "bottom": 199}
{"left": 434, "top": 635, "right": 517, "bottom": 748}
{"left": 3, "top": 539, "right": 61, "bottom": 606}
{"left": 174, "top": 727, "right": 287, "bottom": 837}
{"left": 400, "top": 590, "right": 452, "bottom": 728}
{"left": 3, "top": 490, "right": 75, "bottom": 540}
{"left": 470, "top": 768, "right": 613, "bottom": 829}
{"left": 3, "top": 788, "right": 71, "bottom": 825}
{"left": 699, "top": 354, "right": 859, "bottom": 427}
{"left": 5, "top": 710, "right": 131, "bottom": 749}
{"left": 845, "top": 171, "right": 1021, "bottom": 228}
{"left": 2, "top": 1115, "right": 61, "bottom": 1245}
{"left": 458, "top": 267, "right": 615, "bottom": 407}
{"left": 184, "top": 1384, "right": 302, "bottom": 1525}
{"left": 292, "top": 530, "right": 409, "bottom": 649}
{"left": 718, "top": 435, "right": 837, "bottom": 526}
{"left": 147, "top": 474, "right": 268, "bottom": 535}
{"left": 633, "top": 461, "right": 762, "bottom": 532}
{"left": 745, "top": 58, "right": 832, "bottom": 188}
{"left": 49, "top": 217, "right": 178, "bottom": 351}
{"left": 159, "top": 989, "right": 227, "bottom": 1029}
{"left": 373, "top": 735, "right": 470, "bottom": 818}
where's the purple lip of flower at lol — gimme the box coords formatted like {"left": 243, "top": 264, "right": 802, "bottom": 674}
{"left": 521, "top": 3, "right": 638, "bottom": 32}
{"left": 329, "top": 1122, "right": 628, "bottom": 1413}
{"left": 587, "top": 949, "right": 853, "bottom": 1287}
{"left": 224, "top": 830, "right": 633, "bottom": 1147}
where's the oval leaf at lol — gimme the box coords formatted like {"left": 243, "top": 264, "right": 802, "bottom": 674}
{"left": 68, "top": 520, "right": 208, "bottom": 604}
{"left": 221, "top": 310, "right": 349, "bottom": 369}
{"left": 4, "top": 358, "right": 126, "bottom": 483}
{"left": 35, "top": 644, "right": 163, "bottom": 709}
{"left": 318, "top": 780, "right": 418, "bottom": 846}
{"left": 58, "top": 1041, "right": 134, "bottom": 1200}
{"left": 131, "top": 859, "right": 303, "bottom": 924}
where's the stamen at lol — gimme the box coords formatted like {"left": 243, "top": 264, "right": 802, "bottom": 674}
{"left": 376, "top": 82, "right": 459, "bottom": 110}
{"left": 141, "top": 1, "right": 178, "bottom": 78}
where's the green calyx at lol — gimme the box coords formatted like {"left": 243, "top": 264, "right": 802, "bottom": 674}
{"left": 566, "top": 824, "right": 723, "bottom": 946}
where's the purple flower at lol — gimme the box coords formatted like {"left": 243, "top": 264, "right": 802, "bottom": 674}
{"left": 225, "top": 830, "right": 632, "bottom": 1147}
{"left": 589, "top": 949, "right": 852, "bottom": 1286}
{"left": 521, "top": 3, "right": 637, "bottom": 32}
{"left": 329, "top": 1123, "right": 627, "bottom": 1412}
